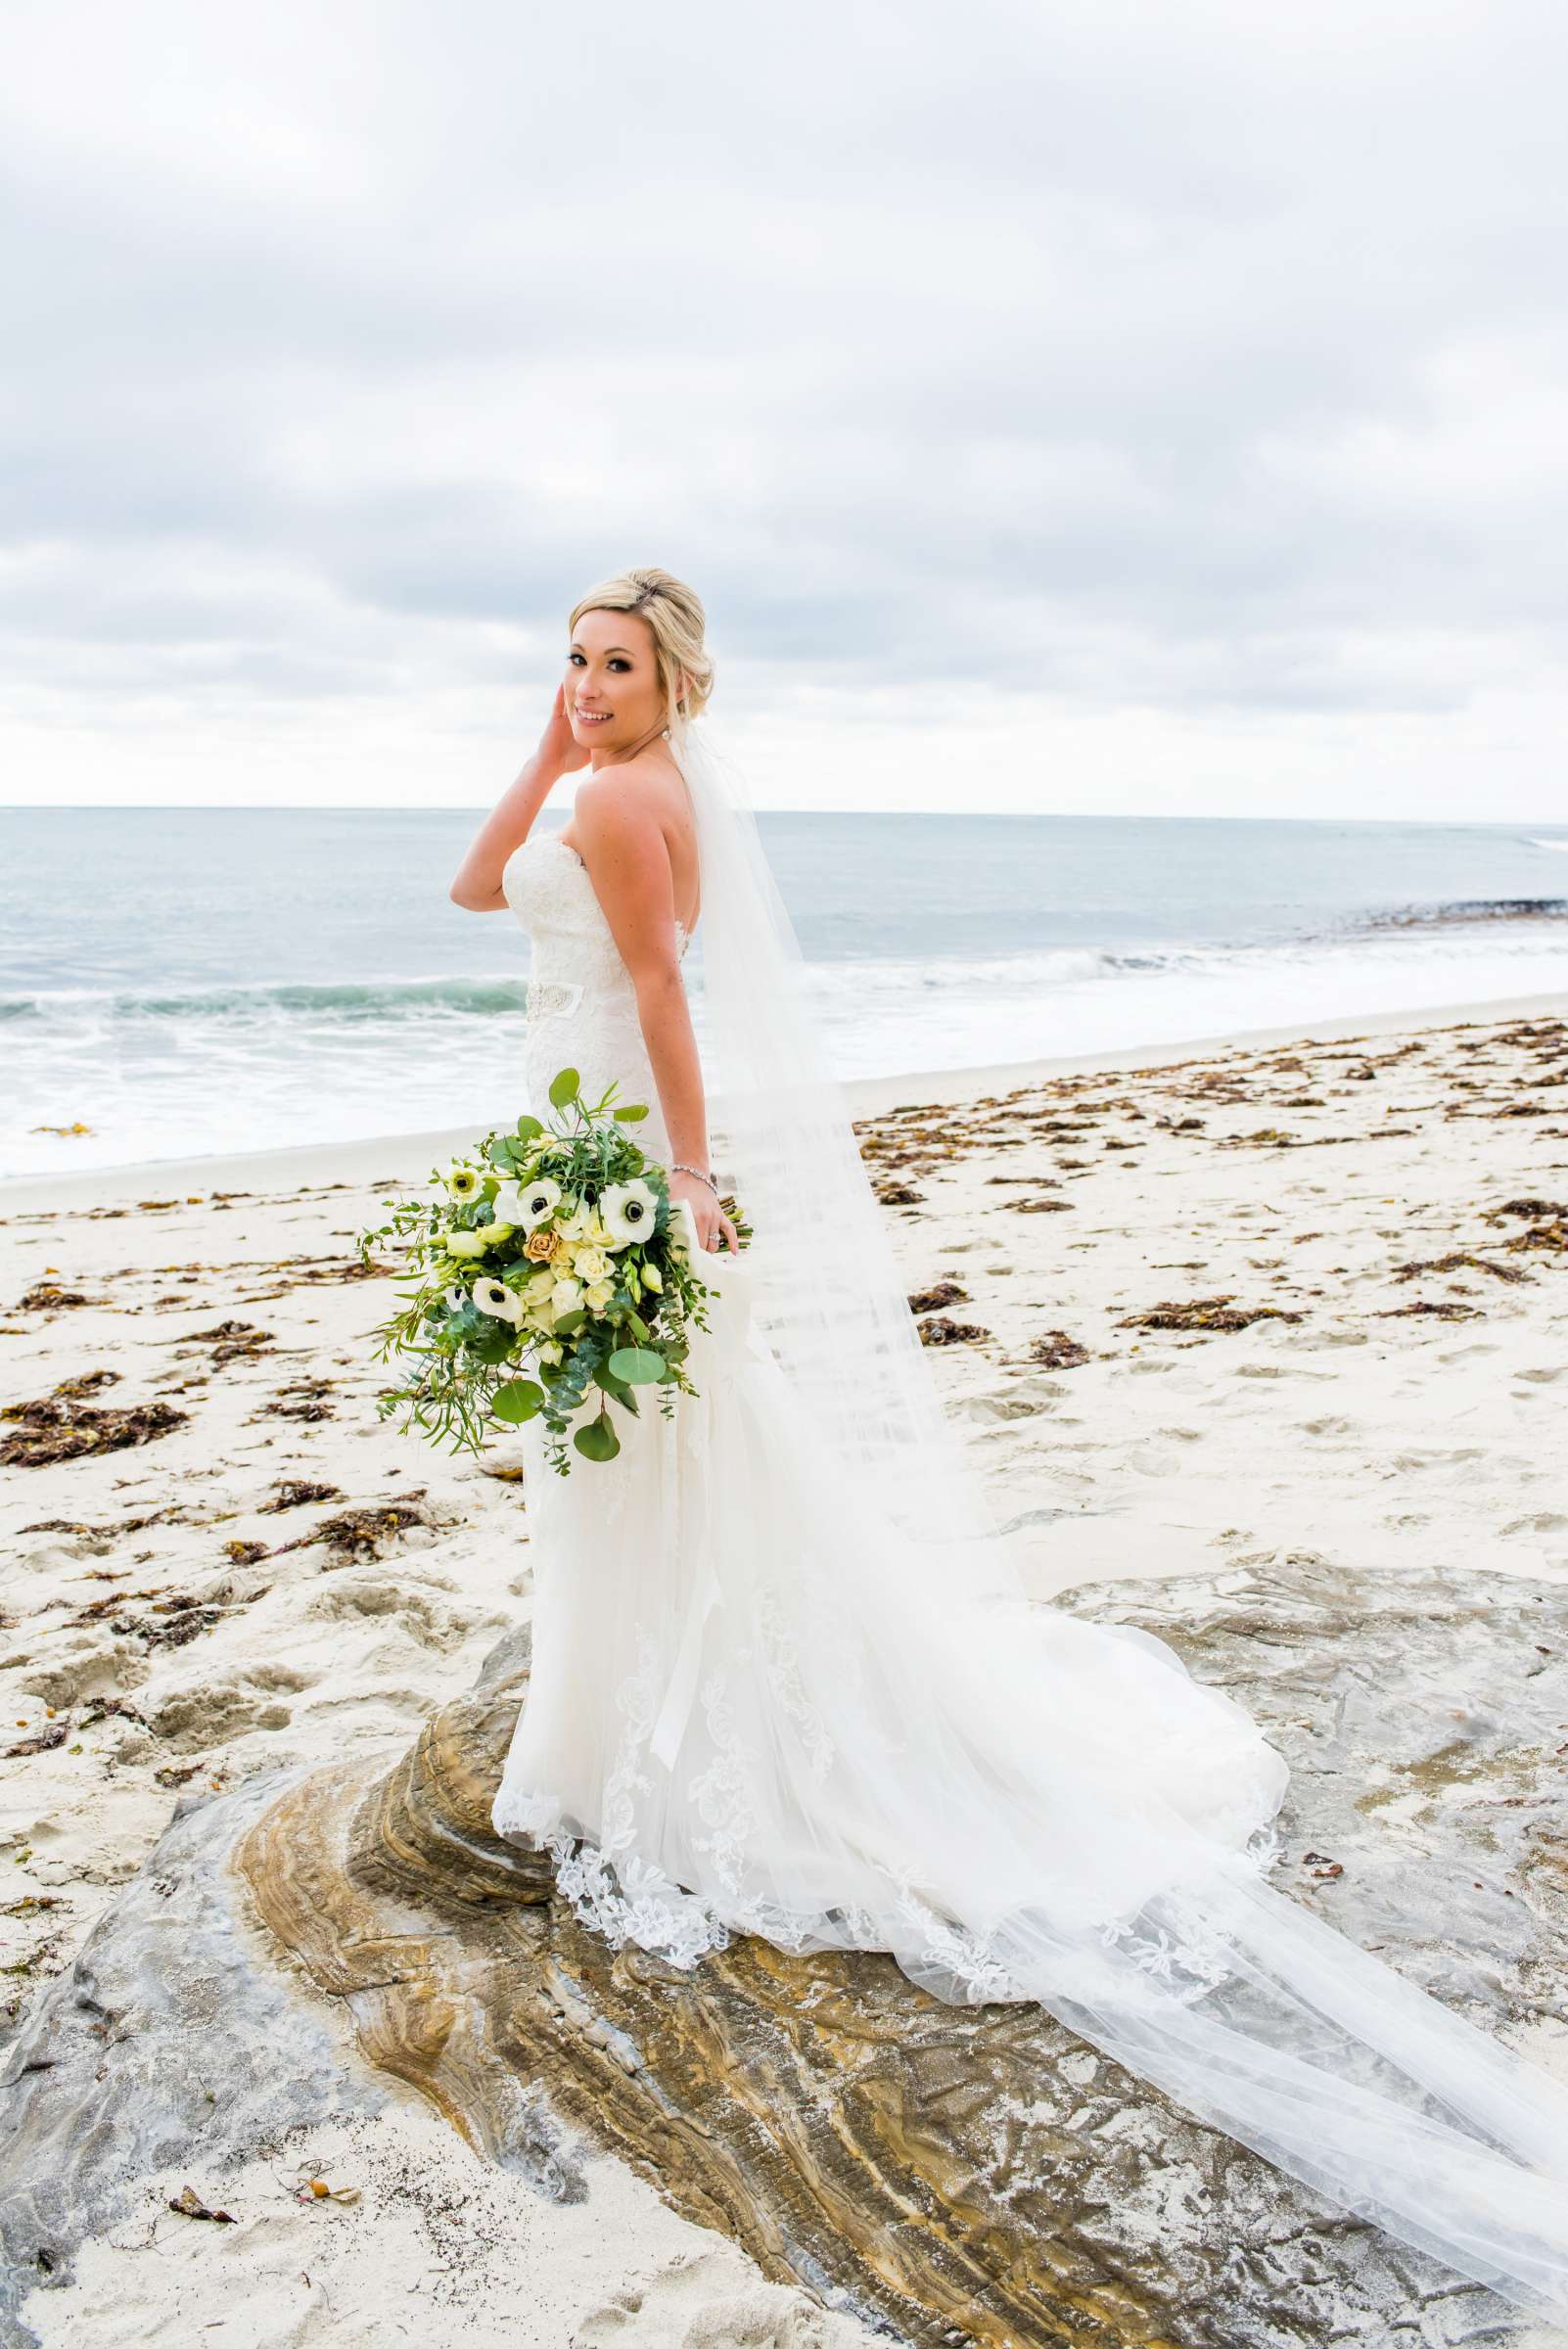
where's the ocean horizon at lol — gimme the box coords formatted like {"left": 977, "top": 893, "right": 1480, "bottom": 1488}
{"left": 5, "top": 804, "right": 1568, "bottom": 1183}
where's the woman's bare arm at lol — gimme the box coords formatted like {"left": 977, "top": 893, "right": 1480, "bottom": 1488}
{"left": 449, "top": 689, "right": 578, "bottom": 911}
{"left": 574, "top": 767, "right": 739, "bottom": 1254}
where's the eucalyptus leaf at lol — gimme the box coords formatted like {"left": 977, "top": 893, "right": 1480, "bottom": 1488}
{"left": 608, "top": 1345, "right": 666, "bottom": 1385}
{"left": 465, "top": 1322, "right": 516, "bottom": 1365}
{"left": 548, "top": 1068, "right": 580, "bottom": 1108}
{"left": 594, "top": 1363, "right": 642, "bottom": 1412}
{"left": 492, "top": 1380, "right": 545, "bottom": 1424}
{"left": 574, "top": 1412, "right": 621, "bottom": 1462}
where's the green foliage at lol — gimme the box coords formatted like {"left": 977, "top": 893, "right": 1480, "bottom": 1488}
{"left": 574, "top": 1410, "right": 622, "bottom": 1462}
{"left": 354, "top": 1064, "right": 743, "bottom": 1476}
{"left": 492, "top": 1380, "right": 545, "bottom": 1424}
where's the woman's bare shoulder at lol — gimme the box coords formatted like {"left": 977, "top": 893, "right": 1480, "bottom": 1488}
{"left": 575, "top": 751, "right": 688, "bottom": 841}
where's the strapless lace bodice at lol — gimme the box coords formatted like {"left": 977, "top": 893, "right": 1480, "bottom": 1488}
{"left": 503, "top": 832, "right": 692, "bottom": 1152}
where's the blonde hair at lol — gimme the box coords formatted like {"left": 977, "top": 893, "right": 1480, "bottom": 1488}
{"left": 568, "top": 566, "right": 715, "bottom": 729}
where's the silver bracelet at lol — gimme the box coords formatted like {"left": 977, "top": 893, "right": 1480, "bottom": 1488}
{"left": 672, "top": 1162, "right": 719, "bottom": 1197}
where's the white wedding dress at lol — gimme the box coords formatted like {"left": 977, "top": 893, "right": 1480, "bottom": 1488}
{"left": 489, "top": 753, "right": 1568, "bottom": 2324}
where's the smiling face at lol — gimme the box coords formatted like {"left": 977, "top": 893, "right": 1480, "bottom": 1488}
{"left": 565, "top": 608, "right": 669, "bottom": 760}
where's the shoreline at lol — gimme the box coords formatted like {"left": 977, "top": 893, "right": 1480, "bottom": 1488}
{"left": 6, "top": 980, "right": 1567, "bottom": 1214}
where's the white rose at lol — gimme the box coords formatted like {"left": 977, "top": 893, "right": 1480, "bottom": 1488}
{"left": 557, "top": 1196, "right": 596, "bottom": 1241}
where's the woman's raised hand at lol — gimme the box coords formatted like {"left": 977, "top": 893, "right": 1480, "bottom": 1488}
{"left": 539, "top": 681, "right": 592, "bottom": 776}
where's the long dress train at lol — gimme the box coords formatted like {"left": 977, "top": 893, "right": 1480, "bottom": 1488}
{"left": 490, "top": 818, "right": 1568, "bottom": 2325}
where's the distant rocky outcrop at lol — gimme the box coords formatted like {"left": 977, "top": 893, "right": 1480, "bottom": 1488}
{"left": 4, "top": 1554, "right": 1565, "bottom": 2349}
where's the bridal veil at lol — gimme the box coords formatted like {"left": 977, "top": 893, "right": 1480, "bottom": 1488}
{"left": 655, "top": 711, "right": 1568, "bottom": 2324}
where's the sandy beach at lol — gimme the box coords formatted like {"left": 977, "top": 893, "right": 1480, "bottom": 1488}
{"left": 4, "top": 986, "right": 1567, "bottom": 2343}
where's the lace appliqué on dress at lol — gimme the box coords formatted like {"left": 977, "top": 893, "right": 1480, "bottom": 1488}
{"left": 506, "top": 1636, "right": 1122, "bottom": 2006}
{"left": 512, "top": 1633, "right": 735, "bottom": 1972}
{"left": 754, "top": 1585, "right": 837, "bottom": 1786}
{"left": 527, "top": 977, "right": 585, "bottom": 1022}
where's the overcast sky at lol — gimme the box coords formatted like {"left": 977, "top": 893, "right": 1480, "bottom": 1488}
{"left": 5, "top": 0, "right": 1565, "bottom": 817}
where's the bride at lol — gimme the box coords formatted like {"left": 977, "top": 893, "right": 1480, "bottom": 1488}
{"left": 451, "top": 566, "right": 1568, "bottom": 2322}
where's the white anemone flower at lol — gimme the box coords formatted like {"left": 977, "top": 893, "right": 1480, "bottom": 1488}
{"left": 442, "top": 1283, "right": 470, "bottom": 1313}
{"left": 515, "top": 1173, "right": 563, "bottom": 1232}
{"left": 599, "top": 1177, "right": 660, "bottom": 1250}
{"left": 473, "top": 1276, "right": 523, "bottom": 1326}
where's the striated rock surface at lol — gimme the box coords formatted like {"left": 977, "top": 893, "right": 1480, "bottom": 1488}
{"left": 0, "top": 1767, "right": 410, "bottom": 2349}
{"left": 5, "top": 1555, "right": 1566, "bottom": 2349}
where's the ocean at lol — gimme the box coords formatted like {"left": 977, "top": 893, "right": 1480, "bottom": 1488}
{"left": 4, "top": 806, "right": 1567, "bottom": 1183}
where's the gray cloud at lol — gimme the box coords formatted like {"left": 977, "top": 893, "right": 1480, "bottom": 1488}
{"left": 3, "top": 0, "right": 1566, "bottom": 809}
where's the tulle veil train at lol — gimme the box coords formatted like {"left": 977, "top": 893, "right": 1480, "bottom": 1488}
{"left": 501, "top": 709, "right": 1568, "bottom": 2326}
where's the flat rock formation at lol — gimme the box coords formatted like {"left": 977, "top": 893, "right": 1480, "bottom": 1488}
{"left": 7, "top": 1552, "right": 1563, "bottom": 2348}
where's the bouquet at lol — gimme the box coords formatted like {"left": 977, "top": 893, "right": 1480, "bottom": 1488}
{"left": 356, "top": 1065, "right": 751, "bottom": 1473}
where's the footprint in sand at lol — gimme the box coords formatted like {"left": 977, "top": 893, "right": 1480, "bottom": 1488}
{"left": 956, "top": 1380, "right": 1061, "bottom": 1422}
{"left": 574, "top": 2243, "right": 851, "bottom": 2346}
{"left": 15, "top": 1638, "right": 150, "bottom": 1709}
{"left": 1388, "top": 1447, "right": 1486, "bottom": 1473}
{"left": 147, "top": 1679, "right": 299, "bottom": 1751}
